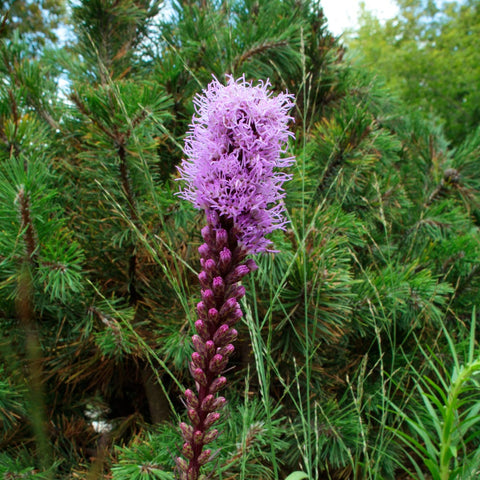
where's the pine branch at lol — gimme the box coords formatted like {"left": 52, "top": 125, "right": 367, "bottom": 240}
{"left": 16, "top": 187, "right": 38, "bottom": 265}
{"left": 13, "top": 261, "right": 54, "bottom": 471}
{"left": 116, "top": 141, "right": 140, "bottom": 304}
{"left": 222, "top": 423, "right": 264, "bottom": 468}
{"left": 453, "top": 264, "right": 479, "bottom": 299}
{"left": 117, "top": 142, "right": 139, "bottom": 225}
{"left": 233, "top": 40, "right": 289, "bottom": 71}
{"left": 0, "top": 12, "right": 8, "bottom": 37}
{"left": 30, "top": 101, "right": 59, "bottom": 131}
{"left": 425, "top": 168, "right": 460, "bottom": 206}
{"left": 7, "top": 88, "right": 21, "bottom": 158}
{"left": 69, "top": 91, "right": 116, "bottom": 141}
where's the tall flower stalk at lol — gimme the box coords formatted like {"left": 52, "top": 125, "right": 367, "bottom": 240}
{"left": 176, "top": 75, "right": 295, "bottom": 480}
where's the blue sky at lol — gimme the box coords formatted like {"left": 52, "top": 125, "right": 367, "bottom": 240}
{"left": 321, "top": 0, "right": 399, "bottom": 36}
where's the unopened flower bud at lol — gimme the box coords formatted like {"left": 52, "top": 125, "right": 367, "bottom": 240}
{"left": 215, "top": 229, "right": 228, "bottom": 247}
{"left": 206, "top": 210, "right": 219, "bottom": 227}
{"left": 198, "top": 270, "right": 209, "bottom": 287}
{"left": 198, "top": 243, "right": 210, "bottom": 258}
{"left": 191, "top": 352, "right": 205, "bottom": 369}
{"left": 208, "top": 308, "right": 219, "bottom": 323}
{"left": 245, "top": 258, "right": 258, "bottom": 272}
{"left": 219, "top": 297, "right": 238, "bottom": 317}
{"left": 203, "top": 428, "right": 219, "bottom": 444}
{"left": 209, "top": 352, "right": 224, "bottom": 365}
{"left": 201, "top": 225, "right": 212, "bottom": 243}
{"left": 214, "top": 326, "right": 238, "bottom": 347}
{"left": 218, "top": 343, "right": 235, "bottom": 357}
{"left": 195, "top": 320, "right": 209, "bottom": 340}
{"left": 197, "top": 448, "right": 212, "bottom": 466}
{"left": 226, "top": 307, "right": 243, "bottom": 326}
{"left": 179, "top": 422, "right": 193, "bottom": 442}
{"left": 184, "top": 389, "right": 199, "bottom": 408}
{"left": 212, "top": 396, "right": 227, "bottom": 410}
{"left": 212, "top": 324, "right": 229, "bottom": 344}
{"left": 204, "top": 258, "right": 216, "bottom": 273}
{"left": 227, "top": 264, "right": 250, "bottom": 283}
{"left": 201, "top": 394, "right": 215, "bottom": 412}
{"left": 192, "top": 367, "right": 207, "bottom": 387}
{"left": 182, "top": 442, "right": 194, "bottom": 460}
{"left": 187, "top": 408, "right": 201, "bottom": 425}
{"left": 201, "top": 288, "right": 215, "bottom": 306}
{"left": 209, "top": 376, "right": 227, "bottom": 394}
{"left": 187, "top": 467, "right": 197, "bottom": 480}
{"left": 192, "top": 334, "right": 206, "bottom": 354}
{"left": 205, "top": 340, "right": 215, "bottom": 358}
{"left": 212, "top": 276, "right": 225, "bottom": 296}
{"left": 196, "top": 301, "right": 207, "bottom": 318}
{"left": 231, "top": 284, "right": 246, "bottom": 299}
{"left": 209, "top": 353, "right": 228, "bottom": 374}
{"left": 176, "top": 457, "right": 188, "bottom": 472}
{"left": 219, "top": 247, "right": 232, "bottom": 271}
{"left": 192, "top": 429, "right": 203, "bottom": 445}
{"left": 204, "top": 412, "right": 221, "bottom": 429}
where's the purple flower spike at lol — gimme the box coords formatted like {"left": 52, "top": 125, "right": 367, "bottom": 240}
{"left": 177, "top": 74, "right": 295, "bottom": 255}
{"left": 176, "top": 76, "right": 294, "bottom": 480}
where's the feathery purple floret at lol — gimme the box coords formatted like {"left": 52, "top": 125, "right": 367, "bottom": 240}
{"left": 177, "top": 75, "right": 295, "bottom": 254}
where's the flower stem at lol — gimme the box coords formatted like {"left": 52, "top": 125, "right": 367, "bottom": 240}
{"left": 177, "top": 214, "right": 257, "bottom": 480}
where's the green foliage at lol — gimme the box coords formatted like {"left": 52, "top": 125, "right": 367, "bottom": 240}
{"left": 390, "top": 315, "right": 480, "bottom": 479}
{"left": 284, "top": 473, "right": 309, "bottom": 480}
{"left": 348, "top": 0, "right": 480, "bottom": 144}
{"left": 0, "top": 0, "right": 67, "bottom": 49}
{"left": 1, "top": 0, "right": 479, "bottom": 479}
{"left": 112, "top": 426, "right": 177, "bottom": 480}
{"left": 285, "top": 396, "right": 363, "bottom": 472}
{"left": 0, "top": 365, "right": 26, "bottom": 431}
{"left": 111, "top": 396, "right": 289, "bottom": 480}
{"left": 71, "top": 0, "right": 162, "bottom": 80}
{"left": 0, "top": 450, "right": 54, "bottom": 479}
{"left": 217, "top": 397, "right": 290, "bottom": 479}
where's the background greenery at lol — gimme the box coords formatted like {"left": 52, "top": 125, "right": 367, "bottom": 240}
{"left": 0, "top": 0, "right": 479, "bottom": 479}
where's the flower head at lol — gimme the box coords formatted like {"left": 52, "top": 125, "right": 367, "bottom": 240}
{"left": 178, "top": 75, "right": 295, "bottom": 254}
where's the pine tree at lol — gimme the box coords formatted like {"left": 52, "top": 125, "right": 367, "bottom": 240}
{"left": 0, "top": 26, "right": 84, "bottom": 476}
{"left": 1, "top": 0, "right": 479, "bottom": 478}
{"left": 0, "top": 0, "right": 67, "bottom": 48}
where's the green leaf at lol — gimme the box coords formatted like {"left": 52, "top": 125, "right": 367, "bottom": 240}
{"left": 285, "top": 472, "right": 309, "bottom": 480}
